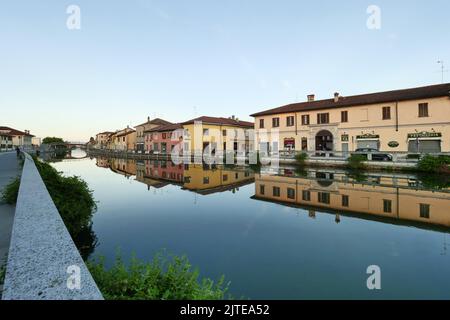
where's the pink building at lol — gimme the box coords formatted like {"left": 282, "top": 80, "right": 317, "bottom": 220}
{"left": 144, "top": 123, "right": 183, "bottom": 154}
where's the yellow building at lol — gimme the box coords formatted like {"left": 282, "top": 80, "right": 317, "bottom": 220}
{"left": 109, "top": 127, "right": 136, "bottom": 151}
{"left": 182, "top": 164, "right": 254, "bottom": 194}
{"left": 251, "top": 83, "right": 450, "bottom": 154}
{"left": 95, "top": 131, "right": 114, "bottom": 149}
{"left": 253, "top": 172, "right": 450, "bottom": 229}
{"left": 181, "top": 116, "right": 254, "bottom": 156}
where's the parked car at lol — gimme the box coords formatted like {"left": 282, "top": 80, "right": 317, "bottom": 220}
{"left": 354, "top": 148, "right": 393, "bottom": 161}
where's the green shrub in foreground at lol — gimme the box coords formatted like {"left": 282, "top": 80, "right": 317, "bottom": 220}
{"left": 346, "top": 154, "right": 367, "bottom": 170}
{"left": 417, "top": 155, "right": 450, "bottom": 173}
{"left": 1, "top": 177, "right": 20, "bottom": 204}
{"left": 87, "top": 252, "right": 231, "bottom": 300}
{"left": 295, "top": 152, "right": 308, "bottom": 167}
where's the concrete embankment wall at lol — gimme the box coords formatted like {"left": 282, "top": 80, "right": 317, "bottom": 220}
{"left": 2, "top": 153, "right": 102, "bottom": 300}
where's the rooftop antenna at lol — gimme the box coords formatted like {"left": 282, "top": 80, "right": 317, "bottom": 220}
{"left": 437, "top": 60, "right": 448, "bottom": 83}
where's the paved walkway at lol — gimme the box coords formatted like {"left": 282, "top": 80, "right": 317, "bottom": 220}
{"left": 0, "top": 152, "right": 21, "bottom": 271}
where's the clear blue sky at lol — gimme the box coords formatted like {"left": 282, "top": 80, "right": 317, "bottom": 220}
{"left": 1, "top": 0, "right": 449, "bottom": 141}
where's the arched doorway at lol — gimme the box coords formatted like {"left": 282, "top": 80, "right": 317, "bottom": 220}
{"left": 315, "top": 130, "right": 333, "bottom": 152}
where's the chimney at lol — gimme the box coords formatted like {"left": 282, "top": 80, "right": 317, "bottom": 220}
{"left": 147, "top": 116, "right": 150, "bottom": 122}
{"left": 334, "top": 92, "right": 340, "bottom": 103}
{"left": 231, "top": 115, "right": 235, "bottom": 120}
{"left": 307, "top": 94, "right": 315, "bottom": 102}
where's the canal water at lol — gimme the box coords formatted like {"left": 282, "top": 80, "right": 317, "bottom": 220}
{"left": 49, "top": 149, "right": 450, "bottom": 299}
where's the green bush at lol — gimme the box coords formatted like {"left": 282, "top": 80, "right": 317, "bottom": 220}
{"left": 42, "top": 137, "right": 65, "bottom": 144}
{"left": 417, "top": 155, "right": 450, "bottom": 173}
{"left": 295, "top": 152, "right": 308, "bottom": 167}
{"left": 1, "top": 177, "right": 20, "bottom": 204}
{"left": 88, "top": 252, "right": 231, "bottom": 300}
{"left": 347, "top": 154, "right": 367, "bottom": 170}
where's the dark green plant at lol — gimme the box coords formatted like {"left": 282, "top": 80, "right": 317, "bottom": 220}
{"left": 417, "top": 155, "right": 450, "bottom": 173}
{"left": 32, "top": 157, "right": 97, "bottom": 238}
{"left": 346, "top": 154, "right": 367, "bottom": 170}
{"left": 88, "top": 251, "right": 231, "bottom": 300}
{"left": 42, "top": 137, "right": 65, "bottom": 144}
{"left": 295, "top": 152, "right": 308, "bottom": 167}
{"left": 1, "top": 177, "right": 20, "bottom": 204}
{"left": 418, "top": 173, "right": 450, "bottom": 190}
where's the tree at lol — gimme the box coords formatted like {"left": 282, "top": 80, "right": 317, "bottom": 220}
{"left": 42, "top": 137, "right": 65, "bottom": 144}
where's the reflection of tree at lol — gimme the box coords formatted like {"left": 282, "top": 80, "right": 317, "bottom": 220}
{"left": 418, "top": 173, "right": 450, "bottom": 190}
{"left": 72, "top": 223, "right": 98, "bottom": 261}
{"left": 346, "top": 170, "right": 368, "bottom": 183}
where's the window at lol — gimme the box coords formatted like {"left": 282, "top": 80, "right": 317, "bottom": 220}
{"left": 223, "top": 174, "right": 228, "bottom": 182}
{"left": 383, "top": 199, "right": 392, "bottom": 213}
{"left": 273, "top": 186, "right": 281, "bottom": 197}
{"left": 222, "top": 130, "right": 227, "bottom": 136}
{"left": 259, "top": 119, "right": 265, "bottom": 128}
{"left": 318, "top": 192, "right": 330, "bottom": 204}
{"left": 382, "top": 106, "right": 391, "bottom": 120}
{"left": 235, "top": 172, "right": 239, "bottom": 179}
{"left": 203, "top": 129, "right": 209, "bottom": 136}
{"left": 342, "top": 195, "right": 349, "bottom": 207}
{"left": 317, "top": 113, "right": 329, "bottom": 124}
{"left": 419, "top": 103, "right": 429, "bottom": 117}
{"left": 341, "top": 111, "right": 348, "bottom": 123}
{"left": 420, "top": 204, "right": 430, "bottom": 219}
{"left": 203, "top": 177, "right": 210, "bottom": 184}
{"left": 162, "top": 133, "right": 167, "bottom": 139}
{"left": 260, "top": 185, "right": 265, "bottom": 195}
{"left": 301, "top": 115, "right": 310, "bottom": 125}
{"left": 287, "top": 188, "right": 295, "bottom": 199}
{"left": 272, "top": 117, "right": 280, "bottom": 128}
{"left": 302, "top": 190, "right": 311, "bottom": 201}
{"left": 286, "top": 116, "right": 295, "bottom": 127}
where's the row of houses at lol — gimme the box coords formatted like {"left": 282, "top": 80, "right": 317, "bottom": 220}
{"left": 94, "top": 116, "right": 255, "bottom": 155}
{"left": 0, "top": 126, "right": 39, "bottom": 151}
{"left": 94, "top": 83, "right": 450, "bottom": 155}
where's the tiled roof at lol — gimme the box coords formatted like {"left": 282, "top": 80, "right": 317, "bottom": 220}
{"left": 135, "top": 118, "right": 172, "bottom": 128}
{"left": 182, "top": 116, "right": 254, "bottom": 128}
{"left": 0, "top": 126, "right": 34, "bottom": 137}
{"left": 115, "top": 129, "right": 136, "bottom": 137}
{"left": 250, "top": 83, "right": 450, "bottom": 117}
{"left": 145, "top": 123, "right": 183, "bottom": 133}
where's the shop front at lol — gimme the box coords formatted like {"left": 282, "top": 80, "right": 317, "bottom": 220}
{"left": 355, "top": 134, "right": 380, "bottom": 150}
{"left": 407, "top": 132, "right": 442, "bottom": 153}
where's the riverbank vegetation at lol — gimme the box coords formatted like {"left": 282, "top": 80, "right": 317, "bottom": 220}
{"left": 1, "top": 156, "right": 98, "bottom": 259}
{"left": 88, "top": 252, "right": 231, "bottom": 300}
{"left": 42, "top": 137, "right": 65, "bottom": 144}
{"left": 346, "top": 154, "right": 367, "bottom": 170}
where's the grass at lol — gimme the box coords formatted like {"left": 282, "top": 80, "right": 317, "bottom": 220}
{"left": 88, "top": 251, "right": 232, "bottom": 300}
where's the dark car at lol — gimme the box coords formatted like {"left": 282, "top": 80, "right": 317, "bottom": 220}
{"left": 354, "top": 148, "right": 393, "bottom": 161}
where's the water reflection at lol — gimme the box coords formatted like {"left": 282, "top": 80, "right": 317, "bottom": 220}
{"left": 95, "top": 157, "right": 255, "bottom": 194}
{"left": 254, "top": 167, "right": 450, "bottom": 231}
{"left": 48, "top": 154, "right": 450, "bottom": 299}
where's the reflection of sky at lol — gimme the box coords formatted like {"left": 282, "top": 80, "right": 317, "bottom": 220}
{"left": 2, "top": 0, "right": 449, "bottom": 141}
{"left": 51, "top": 157, "right": 450, "bottom": 299}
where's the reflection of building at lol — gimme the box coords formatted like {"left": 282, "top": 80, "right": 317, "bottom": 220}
{"left": 251, "top": 83, "right": 450, "bottom": 153}
{"left": 96, "top": 157, "right": 110, "bottom": 168}
{"left": 182, "top": 164, "right": 254, "bottom": 194}
{"left": 135, "top": 118, "right": 172, "bottom": 152}
{"left": 252, "top": 172, "right": 450, "bottom": 229}
{"left": 110, "top": 158, "right": 137, "bottom": 177}
{"left": 136, "top": 159, "right": 185, "bottom": 184}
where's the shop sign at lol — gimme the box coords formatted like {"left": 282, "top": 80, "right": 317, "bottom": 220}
{"left": 407, "top": 132, "right": 442, "bottom": 139}
{"left": 388, "top": 141, "right": 399, "bottom": 148}
{"left": 356, "top": 133, "right": 380, "bottom": 140}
